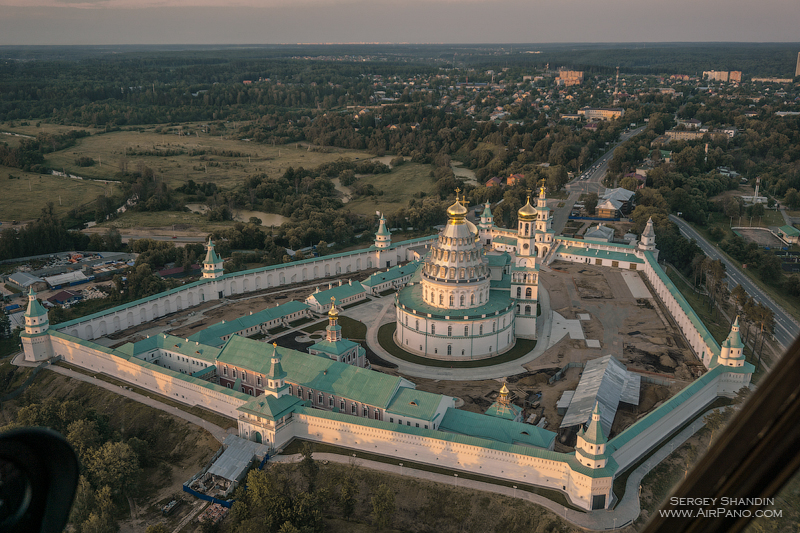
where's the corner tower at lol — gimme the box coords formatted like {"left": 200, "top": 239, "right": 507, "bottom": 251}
{"left": 575, "top": 403, "right": 609, "bottom": 469}
{"left": 264, "top": 343, "right": 289, "bottom": 398}
{"left": 718, "top": 316, "right": 745, "bottom": 368}
{"left": 202, "top": 238, "right": 224, "bottom": 279}
{"left": 638, "top": 217, "right": 658, "bottom": 259}
{"left": 21, "top": 288, "right": 53, "bottom": 362}
{"left": 374, "top": 213, "right": 391, "bottom": 249}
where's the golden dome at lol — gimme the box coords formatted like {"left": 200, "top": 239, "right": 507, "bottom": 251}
{"left": 518, "top": 195, "right": 537, "bottom": 221}
{"left": 328, "top": 297, "right": 339, "bottom": 317}
{"left": 447, "top": 188, "right": 468, "bottom": 223}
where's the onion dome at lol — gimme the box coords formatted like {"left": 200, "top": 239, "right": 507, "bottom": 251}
{"left": 447, "top": 190, "right": 469, "bottom": 223}
{"left": 518, "top": 192, "right": 537, "bottom": 221}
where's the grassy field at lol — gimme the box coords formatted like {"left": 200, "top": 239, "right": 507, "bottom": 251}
{"left": 36, "top": 126, "right": 369, "bottom": 191}
{"left": 345, "top": 162, "right": 438, "bottom": 216}
{"left": 0, "top": 166, "right": 108, "bottom": 221}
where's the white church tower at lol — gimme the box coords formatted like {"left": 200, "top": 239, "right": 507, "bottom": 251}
{"left": 512, "top": 191, "right": 539, "bottom": 339}
{"left": 718, "top": 316, "right": 745, "bottom": 368}
{"left": 21, "top": 288, "right": 53, "bottom": 362}
{"left": 264, "top": 343, "right": 290, "bottom": 398}
{"left": 373, "top": 213, "right": 394, "bottom": 269}
{"left": 575, "top": 403, "right": 609, "bottom": 469}
{"left": 534, "top": 185, "right": 555, "bottom": 258}
{"left": 479, "top": 202, "right": 494, "bottom": 245}
{"left": 638, "top": 217, "right": 658, "bottom": 260}
{"left": 202, "top": 238, "right": 224, "bottom": 279}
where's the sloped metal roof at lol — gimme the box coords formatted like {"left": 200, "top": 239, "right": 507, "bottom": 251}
{"left": 560, "top": 355, "right": 640, "bottom": 432}
{"left": 207, "top": 435, "right": 269, "bottom": 482}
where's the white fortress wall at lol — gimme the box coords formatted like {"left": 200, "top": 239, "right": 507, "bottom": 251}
{"left": 287, "top": 408, "right": 606, "bottom": 511}
{"left": 53, "top": 236, "right": 435, "bottom": 341}
{"left": 49, "top": 332, "right": 248, "bottom": 418}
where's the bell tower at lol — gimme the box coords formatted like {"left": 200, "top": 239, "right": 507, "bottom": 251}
{"left": 21, "top": 288, "right": 53, "bottom": 362}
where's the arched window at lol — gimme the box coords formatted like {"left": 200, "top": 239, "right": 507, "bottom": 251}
{"left": 492, "top": 322, "right": 496, "bottom": 333}
{"left": 460, "top": 294, "right": 465, "bottom": 306}
{"left": 439, "top": 294, "right": 443, "bottom": 305}
{"left": 449, "top": 295, "right": 454, "bottom": 306}
{"left": 447, "top": 345, "right": 452, "bottom": 355}
{"left": 464, "top": 326, "right": 469, "bottom": 336}
{"left": 526, "top": 288, "right": 532, "bottom": 298}
{"left": 405, "top": 316, "right": 408, "bottom": 326}
{"left": 525, "top": 222, "right": 529, "bottom": 234}
{"left": 471, "top": 294, "right": 475, "bottom": 305}
{"left": 479, "top": 293, "right": 483, "bottom": 303}
{"left": 431, "top": 324, "right": 436, "bottom": 335}
{"left": 516, "top": 287, "right": 521, "bottom": 298}
{"left": 479, "top": 324, "right": 483, "bottom": 335}
{"left": 415, "top": 319, "right": 419, "bottom": 330}
{"left": 447, "top": 325, "right": 452, "bottom": 336}
{"left": 525, "top": 305, "right": 531, "bottom": 315}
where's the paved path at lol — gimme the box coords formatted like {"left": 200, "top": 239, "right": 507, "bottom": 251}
{"left": 361, "top": 288, "right": 555, "bottom": 381}
{"left": 273, "top": 409, "right": 712, "bottom": 531}
{"left": 11, "top": 352, "right": 232, "bottom": 443}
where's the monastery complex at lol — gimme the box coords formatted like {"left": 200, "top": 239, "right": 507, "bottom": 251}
{"left": 20, "top": 191, "right": 753, "bottom": 512}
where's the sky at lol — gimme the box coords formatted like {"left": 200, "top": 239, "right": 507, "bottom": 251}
{"left": 0, "top": 0, "right": 798, "bottom": 46}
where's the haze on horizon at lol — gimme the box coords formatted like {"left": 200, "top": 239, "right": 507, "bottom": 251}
{"left": 1, "top": 0, "right": 798, "bottom": 46}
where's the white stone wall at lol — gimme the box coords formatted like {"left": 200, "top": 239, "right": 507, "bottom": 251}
{"left": 50, "top": 334, "right": 246, "bottom": 419}
{"left": 54, "top": 238, "right": 434, "bottom": 341}
{"left": 288, "top": 412, "right": 605, "bottom": 511}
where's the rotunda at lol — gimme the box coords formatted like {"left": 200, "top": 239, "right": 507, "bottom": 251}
{"left": 394, "top": 191, "right": 517, "bottom": 360}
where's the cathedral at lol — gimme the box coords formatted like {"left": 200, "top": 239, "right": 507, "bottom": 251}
{"left": 393, "top": 187, "right": 552, "bottom": 360}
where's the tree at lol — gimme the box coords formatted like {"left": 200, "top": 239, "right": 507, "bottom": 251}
{"left": 371, "top": 484, "right": 395, "bottom": 530}
{"left": 87, "top": 441, "right": 140, "bottom": 494}
{"left": 66, "top": 419, "right": 101, "bottom": 460}
{"left": 784, "top": 188, "right": 800, "bottom": 210}
{"left": 704, "top": 408, "right": 732, "bottom": 444}
{"left": 584, "top": 193, "right": 599, "bottom": 215}
{"left": 146, "top": 525, "right": 170, "bottom": 533}
{"left": 299, "top": 442, "right": 319, "bottom": 492}
{"left": 339, "top": 475, "right": 358, "bottom": 521}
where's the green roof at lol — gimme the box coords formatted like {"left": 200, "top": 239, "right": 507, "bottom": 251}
{"left": 291, "top": 406, "right": 574, "bottom": 465}
{"left": 188, "top": 301, "right": 309, "bottom": 346}
{"left": 486, "top": 253, "right": 511, "bottom": 267}
{"left": 557, "top": 236, "right": 637, "bottom": 250}
{"left": 396, "top": 285, "right": 513, "bottom": 320}
{"left": 118, "top": 333, "right": 221, "bottom": 363}
{"left": 558, "top": 245, "right": 644, "bottom": 264}
{"left": 362, "top": 261, "right": 420, "bottom": 288}
{"left": 217, "top": 336, "right": 403, "bottom": 408}
{"left": 49, "top": 330, "right": 250, "bottom": 402}
{"left": 386, "top": 387, "right": 447, "bottom": 421}
{"left": 721, "top": 317, "right": 744, "bottom": 352}
{"left": 607, "top": 366, "right": 725, "bottom": 453}
{"left": 779, "top": 225, "right": 800, "bottom": 237}
{"left": 309, "top": 337, "right": 361, "bottom": 356}
{"left": 578, "top": 403, "right": 607, "bottom": 445}
{"left": 24, "top": 290, "right": 48, "bottom": 319}
{"left": 439, "top": 408, "right": 555, "bottom": 449}
{"left": 376, "top": 216, "right": 391, "bottom": 237}
{"left": 238, "top": 394, "right": 305, "bottom": 421}
{"left": 493, "top": 236, "right": 516, "bottom": 246}
{"left": 309, "top": 281, "right": 365, "bottom": 303}
{"left": 485, "top": 401, "right": 522, "bottom": 420}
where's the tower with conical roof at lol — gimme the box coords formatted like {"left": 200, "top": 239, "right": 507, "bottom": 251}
{"left": 264, "top": 343, "right": 289, "bottom": 398}
{"left": 718, "top": 316, "right": 745, "bottom": 368}
{"left": 202, "top": 238, "right": 224, "bottom": 279}
{"left": 21, "top": 288, "right": 53, "bottom": 362}
{"left": 374, "top": 213, "right": 391, "bottom": 249}
{"left": 575, "top": 402, "right": 609, "bottom": 469}
{"left": 534, "top": 184, "right": 555, "bottom": 258}
{"left": 638, "top": 217, "right": 658, "bottom": 258}
{"left": 308, "top": 297, "right": 366, "bottom": 366}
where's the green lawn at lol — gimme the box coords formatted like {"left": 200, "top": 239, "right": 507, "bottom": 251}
{"left": 345, "top": 162, "right": 437, "bottom": 216}
{"left": 0, "top": 166, "right": 108, "bottom": 221}
{"left": 377, "top": 322, "right": 536, "bottom": 368}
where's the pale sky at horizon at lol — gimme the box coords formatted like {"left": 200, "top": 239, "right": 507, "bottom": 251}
{"left": 0, "top": 0, "right": 798, "bottom": 46}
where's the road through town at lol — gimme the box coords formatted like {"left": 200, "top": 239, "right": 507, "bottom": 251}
{"left": 669, "top": 214, "right": 799, "bottom": 350}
